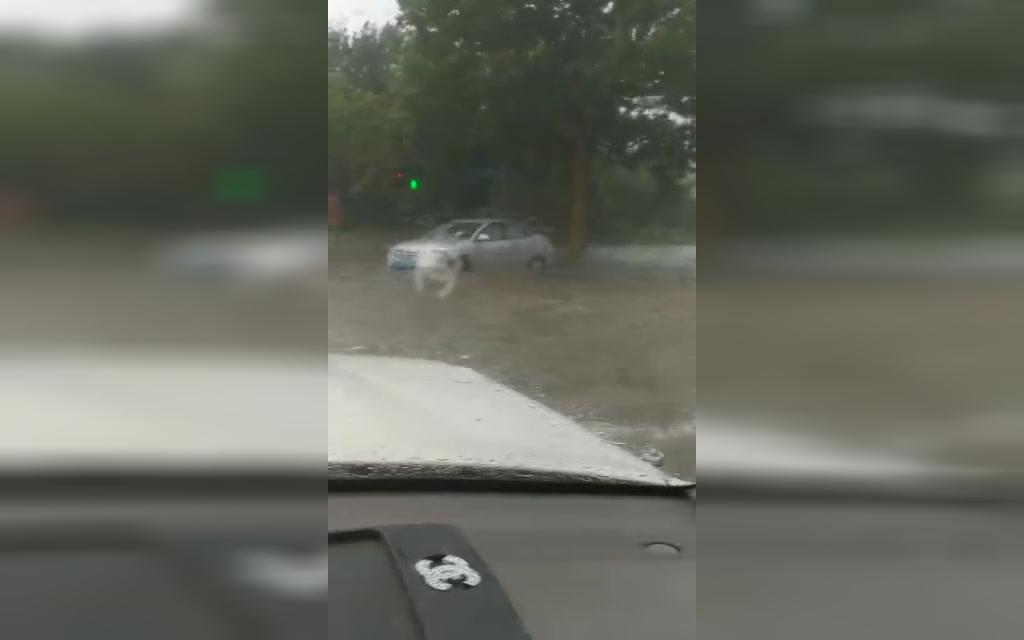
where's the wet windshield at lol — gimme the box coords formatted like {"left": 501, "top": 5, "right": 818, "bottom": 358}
{"left": 425, "top": 222, "right": 482, "bottom": 241}
{"left": 328, "top": 1, "right": 696, "bottom": 483}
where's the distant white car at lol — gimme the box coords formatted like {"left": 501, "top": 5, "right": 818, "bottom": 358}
{"left": 387, "top": 218, "right": 555, "bottom": 272}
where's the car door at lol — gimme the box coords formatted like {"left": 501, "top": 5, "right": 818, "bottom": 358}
{"left": 473, "top": 222, "right": 511, "bottom": 268}
{"left": 503, "top": 221, "right": 533, "bottom": 266}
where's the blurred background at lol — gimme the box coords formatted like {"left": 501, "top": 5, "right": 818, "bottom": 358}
{"left": 0, "top": 1, "right": 323, "bottom": 638}
{"left": 700, "top": 1, "right": 1024, "bottom": 638}
{"left": 0, "top": 0, "right": 324, "bottom": 351}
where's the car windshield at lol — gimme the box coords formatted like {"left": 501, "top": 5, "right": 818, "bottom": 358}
{"left": 328, "top": 1, "right": 696, "bottom": 485}
{"left": 425, "top": 222, "right": 482, "bottom": 241}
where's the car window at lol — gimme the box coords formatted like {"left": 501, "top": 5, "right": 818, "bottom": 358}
{"left": 478, "top": 222, "right": 506, "bottom": 241}
{"left": 505, "top": 222, "right": 527, "bottom": 240}
{"left": 427, "top": 222, "right": 482, "bottom": 240}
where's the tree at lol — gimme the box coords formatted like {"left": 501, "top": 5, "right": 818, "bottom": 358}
{"left": 329, "top": 23, "right": 405, "bottom": 93}
{"left": 397, "top": 0, "right": 695, "bottom": 258}
{"left": 328, "top": 26, "right": 413, "bottom": 223}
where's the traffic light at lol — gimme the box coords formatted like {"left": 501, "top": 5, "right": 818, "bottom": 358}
{"left": 392, "top": 167, "right": 421, "bottom": 191}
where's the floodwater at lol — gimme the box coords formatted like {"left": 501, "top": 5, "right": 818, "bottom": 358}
{"left": 329, "top": 230, "right": 696, "bottom": 479}
{"left": 0, "top": 228, "right": 695, "bottom": 479}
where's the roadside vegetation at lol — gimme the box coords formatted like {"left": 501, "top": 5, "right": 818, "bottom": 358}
{"left": 329, "top": 0, "right": 696, "bottom": 254}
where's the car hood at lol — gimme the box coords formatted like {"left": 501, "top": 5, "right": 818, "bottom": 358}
{"left": 328, "top": 355, "right": 685, "bottom": 487}
{"left": 0, "top": 350, "right": 682, "bottom": 487}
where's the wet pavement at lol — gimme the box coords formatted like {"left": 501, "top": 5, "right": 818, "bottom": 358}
{"left": 329, "top": 230, "right": 696, "bottom": 479}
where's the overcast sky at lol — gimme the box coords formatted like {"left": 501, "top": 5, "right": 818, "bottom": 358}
{"left": 0, "top": 0, "right": 201, "bottom": 38}
{"left": 329, "top": 0, "right": 399, "bottom": 30}
{"left": 0, "top": 0, "right": 398, "bottom": 38}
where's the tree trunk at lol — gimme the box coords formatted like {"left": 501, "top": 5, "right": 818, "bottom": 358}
{"left": 568, "top": 133, "right": 589, "bottom": 262}
{"left": 328, "top": 192, "right": 343, "bottom": 228}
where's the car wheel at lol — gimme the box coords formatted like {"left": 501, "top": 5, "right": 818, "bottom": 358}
{"left": 526, "top": 256, "right": 547, "bottom": 271}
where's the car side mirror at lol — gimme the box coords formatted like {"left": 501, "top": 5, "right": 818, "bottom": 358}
{"left": 476, "top": 233, "right": 491, "bottom": 241}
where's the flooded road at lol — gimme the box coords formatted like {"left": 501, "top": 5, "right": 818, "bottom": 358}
{"left": 329, "top": 231, "right": 696, "bottom": 479}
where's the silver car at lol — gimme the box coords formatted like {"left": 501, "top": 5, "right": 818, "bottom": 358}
{"left": 387, "top": 218, "right": 555, "bottom": 271}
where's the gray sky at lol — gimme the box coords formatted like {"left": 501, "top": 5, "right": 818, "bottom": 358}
{"left": 1, "top": 0, "right": 398, "bottom": 38}
{"left": 328, "top": 0, "right": 399, "bottom": 30}
{"left": 0, "top": 0, "right": 200, "bottom": 38}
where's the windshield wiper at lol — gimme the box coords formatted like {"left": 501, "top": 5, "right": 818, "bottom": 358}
{"left": 328, "top": 462, "right": 692, "bottom": 495}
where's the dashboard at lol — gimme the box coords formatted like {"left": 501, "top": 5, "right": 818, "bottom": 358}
{"left": 0, "top": 481, "right": 693, "bottom": 639}
{"left": 329, "top": 488, "right": 695, "bottom": 640}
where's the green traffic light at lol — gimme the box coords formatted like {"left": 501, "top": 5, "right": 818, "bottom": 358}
{"left": 409, "top": 178, "right": 419, "bottom": 191}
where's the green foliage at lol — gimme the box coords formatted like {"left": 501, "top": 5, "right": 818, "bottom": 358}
{"left": 328, "top": 0, "right": 696, "bottom": 241}
{"left": 327, "top": 27, "right": 413, "bottom": 224}
{"left": 2, "top": 0, "right": 324, "bottom": 223}
{"left": 703, "top": 0, "right": 1024, "bottom": 234}
{"left": 593, "top": 161, "right": 695, "bottom": 242}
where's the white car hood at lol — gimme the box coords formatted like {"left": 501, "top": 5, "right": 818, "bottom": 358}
{"left": 328, "top": 355, "right": 684, "bottom": 487}
{"left": 0, "top": 350, "right": 680, "bottom": 487}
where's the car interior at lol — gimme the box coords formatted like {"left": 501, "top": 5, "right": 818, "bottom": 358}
{"left": 329, "top": 481, "right": 694, "bottom": 640}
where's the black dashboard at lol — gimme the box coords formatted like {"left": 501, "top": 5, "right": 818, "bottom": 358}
{"left": 0, "top": 481, "right": 693, "bottom": 639}
{"left": 329, "top": 488, "right": 695, "bottom": 640}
